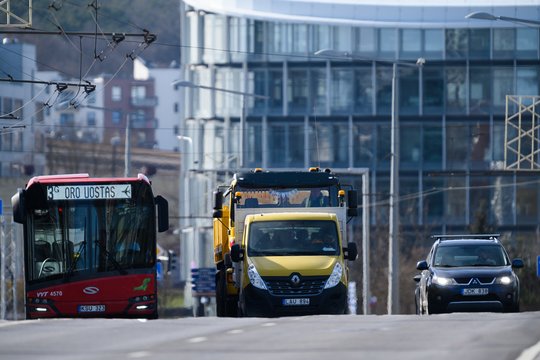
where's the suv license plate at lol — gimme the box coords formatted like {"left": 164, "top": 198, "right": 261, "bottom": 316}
{"left": 282, "top": 298, "right": 310, "bottom": 306}
{"left": 78, "top": 305, "right": 106, "bottom": 313}
{"left": 462, "top": 288, "right": 488, "bottom": 296}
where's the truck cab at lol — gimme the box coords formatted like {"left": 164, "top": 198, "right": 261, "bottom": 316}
{"left": 230, "top": 212, "right": 357, "bottom": 317}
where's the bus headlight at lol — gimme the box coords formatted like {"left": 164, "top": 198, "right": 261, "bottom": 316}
{"left": 324, "top": 262, "right": 343, "bottom": 289}
{"left": 247, "top": 262, "right": 267, "bottom": 290}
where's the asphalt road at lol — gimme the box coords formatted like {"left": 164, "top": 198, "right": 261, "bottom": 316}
{"left": 1, "top": 312, "right": 540, "bottom": 360}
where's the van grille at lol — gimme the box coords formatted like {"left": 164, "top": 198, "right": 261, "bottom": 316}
{"left": 264, "top": 276, "right": 327, "bottom": 296}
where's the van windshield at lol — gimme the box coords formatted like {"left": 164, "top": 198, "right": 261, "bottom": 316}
{"left": 247, "top": 220, "right": 340, "bottom": 256}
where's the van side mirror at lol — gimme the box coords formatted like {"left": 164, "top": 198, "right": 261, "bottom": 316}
{"left": 230, "top": 244, "right": 243, "bottom": 263}
{"left": 416, "top": 260, "right": 428, "bottom": 271}
{"left": 347, "top": 190, "right": 358, "bottom": 217}
{"left": 155, "top": 195, "right": 169, "bottom": 232}
{"left": 213, "top": 190, "right": 223, "bottom": 218}
{"left": 512, "top": 258, "right": 524, "bottom": 268}
{"left": 345, "top": 242, "right": 358, "bottom": 261}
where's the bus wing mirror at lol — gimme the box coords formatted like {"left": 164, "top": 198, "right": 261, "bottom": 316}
{"left": 155, "top": 195, "right": 169, "bottom": 232}
{"left": 11, "top": 189, "right": 25, "bottom": 224}
{"left": 347, "top": 190, "right": 358, "bottom": 217}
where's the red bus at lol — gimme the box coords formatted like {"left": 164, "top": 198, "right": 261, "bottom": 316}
{"left": 11, "top": 173, "right": 168, "bottom": 319}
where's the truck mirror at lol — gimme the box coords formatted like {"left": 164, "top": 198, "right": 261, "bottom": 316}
{"left": 213, "top": 191, "right": 223, "bottom": 218}
{"left": 155, "top": 195, "right": 169, "bottom": 232}
{"left": 347, "top": 190, "right": 358, "bottom": 217}
{"left": 346, "top": 242, "right": 358, "bottom": 261}
{"left": 230, "top": 244, "right": 243, "bottom": 263}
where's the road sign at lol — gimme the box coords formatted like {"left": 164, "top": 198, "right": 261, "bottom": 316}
{"left": 191, "top": 267, "right": 216, "bottom": 294}
{"left": 537, "top": 256, "right": 540, "bottom": 277}
{"left": 156, "top": 261, "right": 163, "bottom": 281}
{"left": 0, "top": 198, "right": 2, "bottom": 215}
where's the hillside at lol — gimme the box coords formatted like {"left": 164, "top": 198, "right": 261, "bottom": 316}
{"left": 9, "top": 0, "right": 181, "bottom": 78}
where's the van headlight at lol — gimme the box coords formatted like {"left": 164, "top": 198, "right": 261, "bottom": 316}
{"left": 247, "top": 262, "right": 267, "bottom": 290}
{"left": 324, "top": 262, "right": 343, "bottom": 289}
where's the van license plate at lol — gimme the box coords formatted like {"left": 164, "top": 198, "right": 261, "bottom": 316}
{"left": 282, "top": 298, "right": 309, "bottom": 306}
{"left": 462, "top": 288, "right": 488, "bottom": 296}
{"left": 78, "top": 305, "right": 106, "bottom": 313}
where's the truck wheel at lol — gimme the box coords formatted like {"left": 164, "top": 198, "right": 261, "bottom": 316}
{"left": 215, "top": 271, "right": 226, "bottom": 317}
{"left": 225, "top": 296, "right": 239, "bottom": 317}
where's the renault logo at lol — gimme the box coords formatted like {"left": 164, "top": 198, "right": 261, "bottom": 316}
{"left": 290, "top": 274, "right": 301, "bottom": 286}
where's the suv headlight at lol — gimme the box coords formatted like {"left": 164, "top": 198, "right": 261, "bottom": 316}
{"left": 247, "top": 262, "right": 267, "bottom": 290}
{"left": 324, "top": 262, "right": 343, "bottom": 289}
{"left": 432, "top": 275, "right": 456, "bottom": 286}
{"left": 496, "top": 275, "right": 514, "bottom": 285}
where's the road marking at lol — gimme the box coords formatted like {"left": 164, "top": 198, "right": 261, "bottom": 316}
{"left": 127, "top": 351, "right": 151, "bottom": 358}
{"left": 261, "top": 322, "right": 276, "bottom": 327}
{"left": 188, "top": 337, "right": 207, "bottom": 343}
{"left": 516, "top": 339, "right": 540, "bottom": 360}
{"left": 227, "top": 329, "right": 244, "bottom": 334}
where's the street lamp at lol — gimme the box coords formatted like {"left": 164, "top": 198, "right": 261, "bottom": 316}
{"left": 171, "top": 79, "right": 269, "bottom": 169}
{"left": 465, "top": 11, "right": 540, "bottom": 27}
{"left": 315, "top": 49, "right": 425, "bottom": 314}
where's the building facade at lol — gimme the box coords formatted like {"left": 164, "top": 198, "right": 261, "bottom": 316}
{"left": 176, "top": 0, "right": 540, "bottom": 305}
{"left": 0, "top": 40, "right": 46, "bottom": 177}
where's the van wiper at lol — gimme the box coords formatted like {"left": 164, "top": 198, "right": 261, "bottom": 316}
{"left": 94, "top": 240, "right": 127, "bottom": 275}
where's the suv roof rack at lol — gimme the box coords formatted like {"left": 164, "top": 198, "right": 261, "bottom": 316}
{"left": 431, "top": 234, "right": 500, "bottom": 241}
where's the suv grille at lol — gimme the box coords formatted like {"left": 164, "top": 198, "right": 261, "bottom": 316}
{"left": 264, "top": 276, "right": 327, "bottom": 296}
{"left": 454, "top": 277, "right": 495, "bottom": 285}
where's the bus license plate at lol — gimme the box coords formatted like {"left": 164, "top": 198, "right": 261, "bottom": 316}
{"left": 282, "top": 298, "right": 310, "bottom": 306}
{"left": 78, "top": 305, "right": 106, "bottom": 313}
{"left": 462, "top": 288, "right": 488, "bottom": 296}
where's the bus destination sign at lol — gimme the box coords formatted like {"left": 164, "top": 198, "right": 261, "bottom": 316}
{"left": 47, "top": 184, "right": 132, "bottom": 201}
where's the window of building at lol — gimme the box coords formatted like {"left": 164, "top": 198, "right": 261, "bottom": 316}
{"left": 401, "top": 125, "right": 421, "bottom": 167}
{"left": 12, "top": 99, "right": 22, "bottom": 118}
{"left": 469, "top": 176, "right": 493, "bottom": 227}
{"left": 400, "top": 29, "right": 421, "bottom": 58}
{"left": 288, "top": 69, "right": 308, "bottom": 114}
{"left": 470, "top": 122, "right": 491, "bottom": 169}
{"left": 2, "top": 97, "right": 12, "bottom": 115}
{"left": 469, "top": 29, "right": 490, "bottom": 59}
{"left": 492, "top": 67, "right": 514, "bottom": 113}
{"left": 516, "top": 179, "right": 538, "bottom": 224}
{"left": 469, "top": 67, "right": 491, "bottom": 114}
{"left": 399, "top": 67, "right": 419, "bottom": 115}
{"left": 312, "top": 25, "right": 331, "bottom": 54}
{"left": 203, "top": 14, "right": 227, "bottom": 63}
{"left": 423, "top": 67, "right": 444, "bottom": 114}
{"left": 268, "top": 121, "right": 304, "bottom": 168}
{"left": 230, "top": 17, "right": 247, "bottom": 62}
{"left": 59, "top": 113, "right": 74, "bottom": 127}
{"left": 423, "top": 177, "right": 443, "bottom": 223}
{"left": 2, "top": 132, "right": 12, "bottom": 151}
{"left": 517, "top": 67, "right": 539, "bottom": 96}
{"left": 112, "top": 111, "right": 122, "bottom": 125}
{"left": 13, "top": 131, "right": 22, "bottom": 152}
{"left": 308, "top": 121, "right": 348, "bottom": 168}
{"left": 333, "top": 26, "right": 352, "bottom": 52}
{"left": 424, "top": 29, "right": 443, "bottom": 58}
{"left": 246, "top": 122, "right": 263, "bottom": 167}
{"left": 376, "top": 65, "right": 392, "bottom": 115}
{"left": 400, "top": 175, "right": 419, "bottom": 225}
{"left": 131, "top": 85, "right": 146, "bottom": 100}
{"left": 111, "top": 86, "right": 122, "bottom": 101}
{"left": 268, "top": 69, "right": 283, "bottom": 115}
{"left": 423, "top": 125, "right": 443, "bottom": 169}
{"left": 353, "top": 67, "right": 373, "bottom": 115}
{"left": 87, "top": 111, "right": 96, "bottom": 126}
{"left": 445, "top": 29, "right": 468, "bottom": 59}
{"left": 310, "top": 68, "right": 326, "bottom": 115}
{"left": 247, "top": 20, "right": 265, "bottom": 61}
{"left": 493, "top": 28, "right": 515, "bottom": 58}
{"left": 376, "top": 123, "right": 391, "bottom": 168}
{"left": 249, "top": 69, "right": 267, "bottom": 114}
{"left": 379, "top": 28, "right": 396, "bottom": 57}
{"left": 445, "top": 176, "right": 467, "bottom": 224}
{"left": 354, "top": 27, "right": 376, "bottom": 55}
{"left": 446, "top": 123, "right": 469, "bottom": 170}
{"left": 331, "top": 69, "right": 353, "bottom": 114}
{"left": 445, "top": 66, "right": 467, "bottom": 114}
{"left": 174, "top": 102, "right": 179, "bottom": 113}
{"left": 516, "top": 28, "right": 538, "bottom": 58}
{"left": 291, "top": 24, "right": 308, "bottom": 54}
{"left": 353, "top": 122, "right": 374, "bottom": 167}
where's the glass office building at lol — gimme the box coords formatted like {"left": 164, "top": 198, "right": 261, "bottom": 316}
{"left": 177, "top": 1, "right": 540, "bottom": 252}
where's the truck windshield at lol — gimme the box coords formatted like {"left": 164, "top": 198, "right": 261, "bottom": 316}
{"left": 247, "top": 220, "right": 340, "bottom": 256}
{"left": 236, "top": 187, "right": 338, "bottom": 208}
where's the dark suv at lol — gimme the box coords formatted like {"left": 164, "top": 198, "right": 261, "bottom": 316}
{"left": 415, "top": 234, "right": 523, "bottom": 314}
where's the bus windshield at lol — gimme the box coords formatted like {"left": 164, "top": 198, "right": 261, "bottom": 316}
{"left": 236, "top": 186, "right": 338, "bottom": 208}
{"left": 28, "top": 196, "right": 155, "bottom": 282}
{"left": 247, "top": 220, "right": 340, "bottom": 256}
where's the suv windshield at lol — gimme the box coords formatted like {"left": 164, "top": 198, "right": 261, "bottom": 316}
{"left": 433, "top": 244, "right": 510, "bottom": 267}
